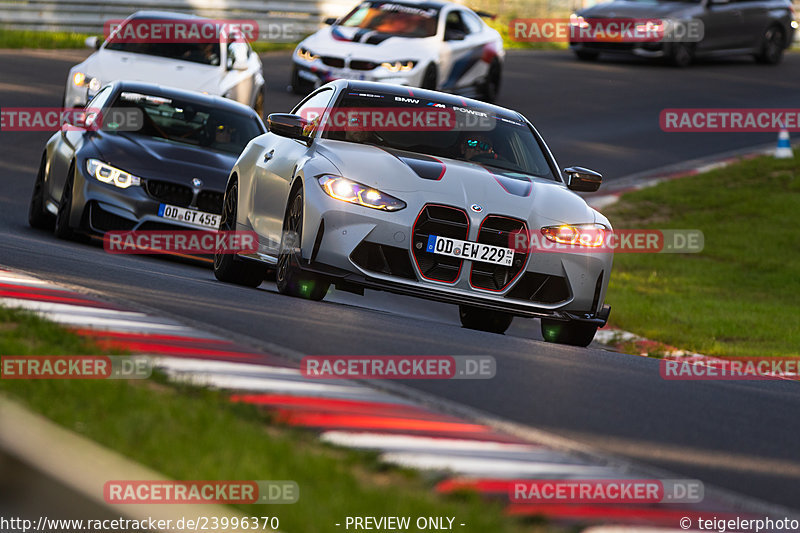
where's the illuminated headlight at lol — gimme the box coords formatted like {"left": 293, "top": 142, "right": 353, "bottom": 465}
{"left": 792, "top": 20, "right": 798, "bottom": 29}
{"left": 569, "top": 13, "right": 589, "bottom": 29}
{"left": 541, "top": 223, "right": 606, "bottom": 247}
{"left": 72, "top": 72, "right": 87, "bottom": 86}
{"left": 318, "top": 175, "right": 405, "bottom": 211}
{"left": 380, "top": 60, "right": 416, "bottom": 72}
{"left": 88, "top": 77, "right": 101, "bottom": 92}
{"left": 296, "top": 47, "right": 319, "bottom": 62}
{"left": 86, "top": 159, "right": 141, "bottom": 189}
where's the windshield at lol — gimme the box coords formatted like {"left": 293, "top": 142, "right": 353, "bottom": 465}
{"left": 338, "top": 1, "right": 440, "bottom": 38}
{"left": 322, "top": 92, "right": 557, "bottom": 181}
{"left": 108, "top": 91, "right": 262, "bottom": 154}
{"left": 106, "top": 37, "right": 221, "bottom": 66}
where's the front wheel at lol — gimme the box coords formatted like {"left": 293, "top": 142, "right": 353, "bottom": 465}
{"left": 28, "top": 153, "right": 55, "bottom": 230}
{"left": 214, "top": 179, "right": 269, "bottom": 287}
{"left": 53, "top": 162, "right": 77, "bottom": 240}
{"left": 754, "top": 26, "right": 785, "bottom": 65}
{"left": 669, "top": 43, "right": 693, "bottom": 68}
{"left": 421, "top": 64, "right": 437, "bottom": 90}
{"left": 276, "top": 186, "right": 330, "bottom": 301}
{"left": 540, "top": 318, "right": 597, "bottom": 347}
{"left": 253, "top": 85, "right": 265, "bottom": 119}
{"left": 479, "top": 59, "right": 501, "bottom": 103}
{"left": 459, "top": 305, "right": 513, "bottom": 334}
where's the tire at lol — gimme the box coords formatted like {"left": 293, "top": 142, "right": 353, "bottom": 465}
{"left": 421, "top": 64, "right": 437, "bottom": 90}
{"left": 213, "top": 179, "right": 269, "bottom": 288}
{"left": 253, "top": 85, "right": 265, "bottom": 119}
{"left": 290, "top": 66, "right": 306, "bottom": 95}
{"left": 53, "top": 162, "right": 77, "bottom": 240}
{"left": 479, "top": 59, "right": 501, "bottom": 103}
{"left": 754, "top": 25, "right": 785, "bottom": 65}
{"left": 28, "top": 153, "right": 55, "bottom": 230}
{"left": 275, "top": 185, "right": 330, "bottom": 301}
{"left": 459, "top": 305, "right": 514, "bottom": 334}
{"left": 540, "top": 318, "right": 598, "bottom": 347}
{"left": 669, "top": 43, "right": 693, "bottom": 68}
{"left": 574, "top": 50, "right": 599, "bottom": 61}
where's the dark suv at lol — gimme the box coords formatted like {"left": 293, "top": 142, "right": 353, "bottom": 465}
{"left": 569, "top": 0, "right": 797, "bottom": 66}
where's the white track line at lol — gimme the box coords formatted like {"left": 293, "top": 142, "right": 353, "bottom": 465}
{"left": 380, "top": 452, "right": 621, "bottom": 478}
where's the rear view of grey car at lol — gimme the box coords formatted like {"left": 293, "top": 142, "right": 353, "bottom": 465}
{"left": 570, "top": 0, "right": 797, "bottom": 66}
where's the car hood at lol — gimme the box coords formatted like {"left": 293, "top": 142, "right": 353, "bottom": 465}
{"left": 315, "top": 140, "right": 596, "bottom": 225}
{"left": 77, "top": 50, "right": 223, "bottom": 95}
{"left": 578, "top": 0, "right": 694, "bottom": 18}
{"left": 299, "top": 26, "right": 435, "bottom": 60}
{"left": 90, "top": 132, "right": 236, "bottom": 190}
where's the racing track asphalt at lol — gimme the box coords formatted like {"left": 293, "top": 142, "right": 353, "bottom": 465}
{"left": 1, "top": 48, "right": 799, "bottom": 511}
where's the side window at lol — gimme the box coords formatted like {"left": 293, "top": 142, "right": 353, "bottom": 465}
{"left": 292, "top": 88, "right": 334, "bottom": 137}
{"left": 463, "top": 12, "right": 483, "bottom": 34}
{"left": 444, "top": 11, "right": 469, "bottom": 40}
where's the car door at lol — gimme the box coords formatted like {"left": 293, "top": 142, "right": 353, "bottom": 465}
{"left": 696, "top": 0, "right": 748, "bottom": 52}
{"left": 251, "top": 88, "right": 335, "bottom": 246}
{"left": 730, "top": 0, "right": 770, "bottom": 48}
{"left": 440, "top": 9, "right": 481, "bottom": 90}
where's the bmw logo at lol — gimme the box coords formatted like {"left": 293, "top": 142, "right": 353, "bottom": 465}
{"left": 192, "top": 178, "right": 203, "bottom": 189}
{"left": 470, "top": 204, "right": 483, "bottom": 213}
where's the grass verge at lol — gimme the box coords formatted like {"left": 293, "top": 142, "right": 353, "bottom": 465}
{"left": 0, "top": 306, "right": 553, "bottom": 532}
{"left": 603, "top": 153, "right": 800, "bottom": 358}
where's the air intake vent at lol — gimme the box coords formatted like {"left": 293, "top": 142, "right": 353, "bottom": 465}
{"left": 351, "top": 242, "right": 416, "bottom": 280}
{"left": 412, "top": 205, "right": 469, "bottom": 283}
{"left": 470, "top": 216, "right": 528, "bottom": 291}
{"left": 144, "top": 179, "right": 193, "bottom": 207}
{"left": 505, "top": 272, "right": 571, "bottom": 304}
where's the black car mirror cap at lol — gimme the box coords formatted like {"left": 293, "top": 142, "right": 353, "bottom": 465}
{"left": 563, "top": 166, "right": 603, "bottom": 192}
{"left": 267, "top": 113, "right": 312, "bottom": 142}
{"left": 324, "top": 17, "right": 337, "bottom": 25}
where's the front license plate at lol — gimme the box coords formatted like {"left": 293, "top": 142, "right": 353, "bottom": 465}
{"left": 158, "top": 204, "right": 220, "bottom": 230}
{"left": 426, "top": 235, "right": 514, "bottom": 266}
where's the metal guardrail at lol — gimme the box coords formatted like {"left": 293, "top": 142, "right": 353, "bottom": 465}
{"left": 0, "top": 0, "right": 356, "bottom": 41}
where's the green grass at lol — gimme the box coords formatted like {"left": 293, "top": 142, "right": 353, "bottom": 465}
{"left": 0, "top": 306, "right": 556, "bottom": 532}
{"left": 603, "top": 153, "right": 800, "bottom": 358}
{"left": 0, "top": 27, "right": 93, "bottom": 49}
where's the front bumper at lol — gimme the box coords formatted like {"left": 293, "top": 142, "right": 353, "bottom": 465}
{"left": 67, "top": 163, "right": 224, "bottom": 234}
{"left": 293, "top": 60, "right": 420, "bottom": 91}
{"left": 260, "top": 182, "right": 613, "bottom": 322}
{"left": 570, "top": 41, "right": 669, "bottom": 58}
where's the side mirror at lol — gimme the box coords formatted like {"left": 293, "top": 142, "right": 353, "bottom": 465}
{"left": 444, "top": 29, "right": 466, "bottom": 41}
{"left": 227, "top": 43, "right": 250, "bottom": 70}
{"left": 85, "top": 36, "right": 101, "bottom": 50}
{"left": 324, "top": 17, "right": 337, "bottom": 25}
{"left": 563, "top": 166, "right": 603, "bottom": 192}
{"left": 268, "top": 113, "right": 311, "bottom": 141}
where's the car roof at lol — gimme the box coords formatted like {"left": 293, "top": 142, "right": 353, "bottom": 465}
{"left": 127, "top": 10, "right": 208, "bottom": 21}
{"left": 341, "top": 80, "right": 525, "bottom": 122}
{"left": 357, "top": 0, "right": 457, "bottom": 9}
{"left": 109, "top": 81, "right": 258, "bottom": 117}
